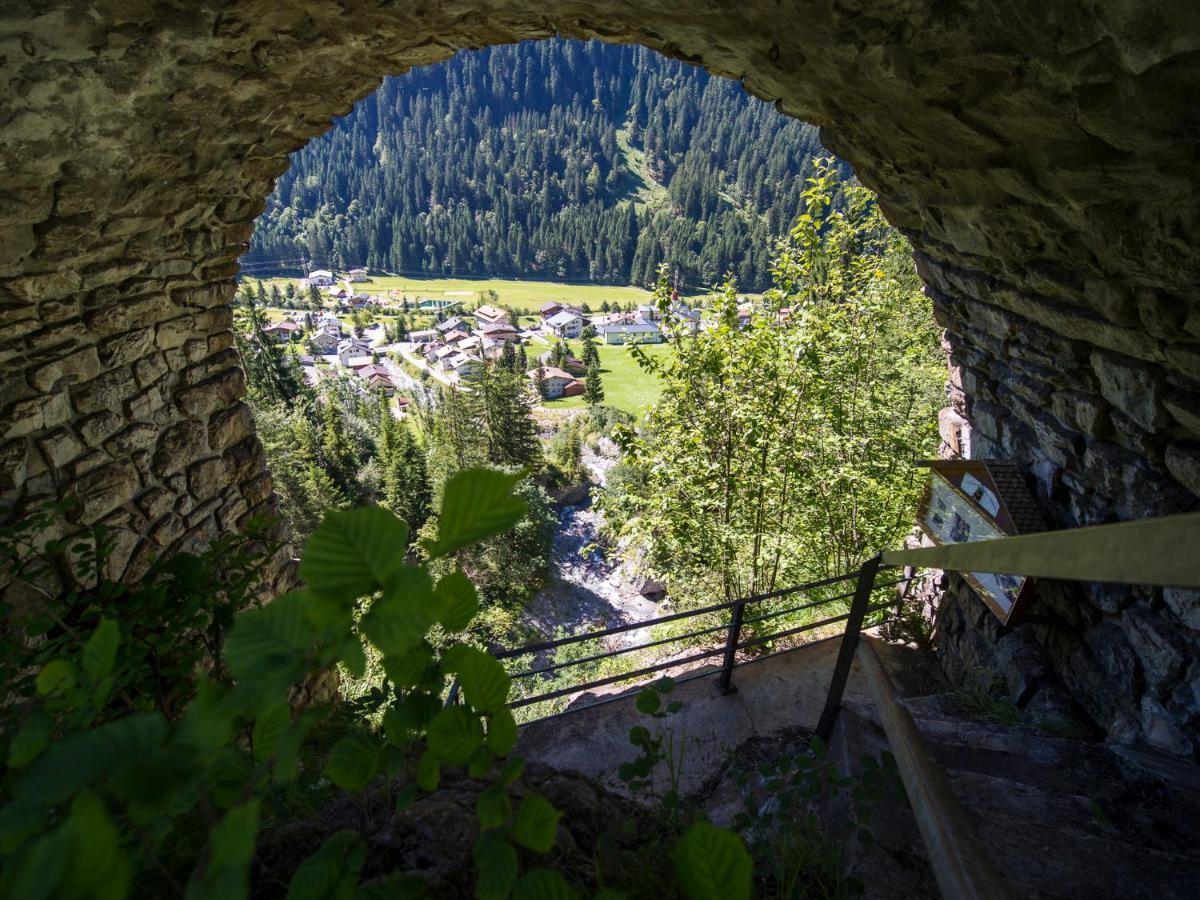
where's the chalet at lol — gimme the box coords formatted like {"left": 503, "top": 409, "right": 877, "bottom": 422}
{"left": 539, "top": 301, "right": 563, "bottom": 319}
{"left": 473, "top": 304, "right": 509, "bottom": 326}
{"left": 546, "top": 311, "right": 584, "bottom": 339}
{"left": 262, "top": 321, "right": 302, "bottom": 343}
{"left": 480, "top": 337, "right": 507, "bottom": 360}
{"left": 599, "top": 322, "right": 663, "bottom": 345}
{"left": 309, "top": 331, "right": 339, "bottom": 354}
{"left": 528, "top": 366, "right": 583, "bottom": 399}
{"left": 435, "top": 316, "right": 465, "bottom": 334}
{"left": 347, "top": 267, "right": 369, "bottom": 282}
{"left": 330, "top": 287, "right": 350, "bottom": 302}
{"left": 303, "top": 269, "right": 333, "bottom": 287}
{"left": 337, "top": 338, "right": 372, "bottom": 365}
{"left": 448, "top": 353, "right": 484, "bottom": 379}
{"left": 408, "top": 329, "right": 438, "bottom": 344}
{"left": 442, "top": 329, "right": 470, "bottom": 345}
{"left": 536, "top": 351, "right": 586, "bottom": 376}
{"left": 476, "top": 322, "right": 520, "bottom": 343}
{"left": 434, "top": 345, "right": 459, "bottom": 369}
{"left": 354, "top": 364, "right": 395, "bottom": 394}
{"left": 636, "top": 304, "right": 658, "bottom": 323}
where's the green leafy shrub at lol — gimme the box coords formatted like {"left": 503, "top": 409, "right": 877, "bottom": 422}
{"left": 0, "top": 472, "right": 757, "bottom": 899}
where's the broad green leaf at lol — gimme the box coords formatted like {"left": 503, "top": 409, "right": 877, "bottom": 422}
{"left": 300, "top": 506, "right": 410, "bottom": 598}
{"left": 476, "top": 783, "right": 511, "bottom": 829}
{"left": 511, "top": 869, "right": 578, "bottom": 900}
{"left": 383, "top": 693, "right": 441, "bottom": 744}
{"left": 274, "top": 711, "right": 326, "bottom": 784}
{"left": 285, "top": 831, "right": 366, "bottom": 900}
{"left": 422, "top": 469, "right": 527, "bottom": 558}
{"left": 594, "top": 891, "right": 627, "bottom": 900}
{"left": 36, "top": 659, "right": 74, "bottom": 696}
{"left": 486, "top": 708, "right": 518, "bottom": 757}
{"left": 7, "top": 711, "right": 51, "bottom": 769}
{"left": 634, "top": 688, "right": 660, "bottom": 715}
{"left": 434, "top": 571, "right": 479, "bottom": 632}
{"left": 340, "top": 638, "right": 367, "bottom": 679}
{"left": 224, "top": 591, "right": 312, "bottom": 683}
{"left": 360, "top": 567, "right": 437, "bottom": 656}
{"left": 382, "top": 641, "right": 435, "bottom": 689}
{"left": 187, "top": 800, "right": 260, "bottom": 900}
{"left": 325, "top": 734, "right": 380, "bottom": 791}
{"left": 442, "top": 645, "right": 511, "bottom": 712}
{"left": 63, "top": 791, "right": 130, "bottom": 900}
{"left": 415, "top": 750, "right": 440, "bottom": 792}
{"left": 177, "top": 680, "right": 235, "bottom": 757}
{"left": 82, "top": 618, "right": 119, "bottom": 682}
{"left": 497, "top": 757, "right": 524, "bottom": 787}
{"left": 252, "top": 704, "right": 292, "bottom": 761}
{"left": 671, "top": 821, "right": 752, "bottom": 900}
{"left": 13, "top": 712, "right": 167, "bottom": 809}
{"left": 426, "top": 707, "right": 484, "bottom": 766}
{"left": 472, "top": 831, "right": 518, "bottom": 900}
{"left": 512, "top": 793, "right": 561, "bottom": 854}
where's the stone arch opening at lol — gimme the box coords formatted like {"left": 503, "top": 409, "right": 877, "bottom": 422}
{"left": 2, "top": 3, "right": 1199, "bottom": 750}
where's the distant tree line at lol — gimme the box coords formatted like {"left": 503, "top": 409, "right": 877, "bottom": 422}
{"left": 245, "top": 38, "right": 849, "bottom": 292}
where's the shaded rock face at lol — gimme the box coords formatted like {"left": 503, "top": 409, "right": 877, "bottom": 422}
{"left": 0, "top": 4, "right": 1198, "bottom": 743}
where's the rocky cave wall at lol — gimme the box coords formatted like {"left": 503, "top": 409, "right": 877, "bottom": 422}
{"left": 1, "top": 1, "right": 1198, "bottom": 751}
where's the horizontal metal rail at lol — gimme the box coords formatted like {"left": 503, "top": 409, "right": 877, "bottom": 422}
{"left": 882, "top": 511, "right": 1200, "bottom": 587}
{"left": 510, "top": 577, "right": 904, "bottom": 681}
{"left": 494, "top": 570, "right": 858, "bottom": 661}
{"left": 510, "top": 619, "right": 730, "bottom": 680}
{"left": 510, "top": 599, "right": 895, "bottom": 710}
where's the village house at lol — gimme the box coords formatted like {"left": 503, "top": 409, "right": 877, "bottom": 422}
{"left": 448, "top": 352, "right": 484, "bottom": 379}
{"left": 302, "top": 269, "right": 333, "bottom": 288}
{"left": 473, "top": 304, "right": 509, "bottom": 326}
{"left": 599, "top": 322, "right": 663, "bottom": 345}
{"left": 408, "top": 329, "right": 438, "bottom": 343}
{"left": 353, "top": 363, "right": 396, "bottom": 394}
{"left": 434, "top": 345, "right": 459, "bottom": 369}
{"left": 635, "top": 303, "right": 658, "bottom": 322}
{"left": 262, "top": 321, "right": 302, "bottom": 343}
{"left": 435, "top": 316, "right": 465, "bottom": 334}
{"left": 476, "top": 322, "right": 520, "bottom": 343}
{"left": 442, "top": 328, "right": 470, "bottom": 345}
{"left": 347, "top": 267, "right": 370, "bottom": 282}
{"left": 337, "top": 338, "right": 372, "bottom": 366}
{"left": 540, "top": 301, "right": 584, "bottom": 321}
{"left": 528, "top": 366, "right": 584, "bottom": 399}
{"left": 546, "top": 310, "right": 585, "bottom": 339}
{"left": 309, "top": 330, "right": 339, "bottom": 354}
{"left": 480, "top": 337, "right": 507, "bottom": 360}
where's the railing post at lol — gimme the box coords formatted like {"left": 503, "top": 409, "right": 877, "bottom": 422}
{"left": 815, "top": 554, "right": 881, "bottom": 742}
{"left": 717, "top": 598, "right": 746, "bottom": 694}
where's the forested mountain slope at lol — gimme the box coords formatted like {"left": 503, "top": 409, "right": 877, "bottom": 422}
{"left": 246, "top": 39, "right": 845, "bottom": 292}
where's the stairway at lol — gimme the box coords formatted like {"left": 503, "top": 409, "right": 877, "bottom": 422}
{"left": 830, "top": 672, "right": 1200, "bottom": 899}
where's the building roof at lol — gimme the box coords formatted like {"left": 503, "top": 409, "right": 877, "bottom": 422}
{"left": 349, "top": 267, "right": 367, "bottom": 274}
{"left": 435, "top": 316, "right": 464, "bottom": 332}
{"left": 449, "top": 352, "right": 482, "bottom": 368}
{"left": 478, "top": 321, "right": 517, "bottom": 334}
{"left": 443, "top": 329, "right": 469, "bottom": 343}
{"left": 540, "top": 301, "right": 563, "bottom": 314}
{"left": 475, "top": 304, "right": 507, "bottom": 320}
{"left": 408, "top": 329, "right": 437, "bottom": 339}
{"left": 547, "top": 311, "right": 583, "bottom": 327}
{"left": 307, "top": 269, "right": 332, "bottom": 279}
{"left": 601, "top": 323, "right": 660, "bottom": 334}
{"left": 528, "top": 366, "right": 574, "bottom": 382}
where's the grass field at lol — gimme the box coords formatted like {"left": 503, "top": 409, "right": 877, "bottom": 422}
{"left": 543, "top": 339, "right": 671, "bottom": 415}
{"left": 247, "top": 275, "right": 661, "bottom": 314}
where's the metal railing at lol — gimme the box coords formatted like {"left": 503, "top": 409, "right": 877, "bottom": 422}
{"left": 813, "top": 511, "right": 1200, "bottom": 900}
{"left": 815, "top": 510, "right": 1200, "bottom": 742}
{"left": 502, "top": 568, "right": 914, "bottom": 723}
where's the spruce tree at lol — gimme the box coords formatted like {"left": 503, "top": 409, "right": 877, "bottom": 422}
{"left": 581, "top": 330, "right": 600, "bottom": 369}
{"left": 584, "top": 359, "right": 605, "bottom": 407}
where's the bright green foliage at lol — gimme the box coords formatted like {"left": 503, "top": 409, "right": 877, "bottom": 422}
{"left": 672, "top": 822, "right": 752, "bottom": 900}
{"left": 608, "top": 162, "right": 944, "bottom": 605}
{"left": 512, "top": 794, "right": 562, "bottom": 854}
{"left": 0, "top": 469, "right": 848, "bottom": 899}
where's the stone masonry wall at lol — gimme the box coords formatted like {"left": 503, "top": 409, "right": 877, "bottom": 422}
{"left": 1, "top": 2, "right": 1198, "bottom": 749}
